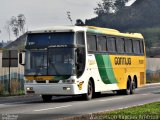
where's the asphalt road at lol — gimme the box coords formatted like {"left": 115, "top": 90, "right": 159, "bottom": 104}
{"left": 0, "top": 83, "right": 160, "bottom": 120}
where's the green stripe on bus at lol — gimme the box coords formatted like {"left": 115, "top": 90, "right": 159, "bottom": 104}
{"left": 95, "top": 54, "right": 117, "bottom": 84}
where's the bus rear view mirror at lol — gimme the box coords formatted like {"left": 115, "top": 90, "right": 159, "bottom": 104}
{"left": 19, "top": 51, "right": 25, "bottom": 65}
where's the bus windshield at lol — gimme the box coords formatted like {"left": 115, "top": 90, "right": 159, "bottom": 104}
{"left": 25, "top": 48, "right": 75, "bottom": 76}
{"left": 48, "top": 48, "right": 75, "bottom": 75}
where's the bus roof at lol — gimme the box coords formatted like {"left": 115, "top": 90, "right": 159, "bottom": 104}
{"left": 86, "top": 26, "right": 144, "bottom": 39}
{"left": 28, "top": 25, "right": 143, "bottom": 39}
{"left": 28, "top": 26, "right": 86, "bottom": 33}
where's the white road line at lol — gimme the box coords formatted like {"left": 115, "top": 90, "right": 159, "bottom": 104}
{"left": 99, "top": 97, "right": 123, "bottom": 102}
{"left": 34, "top": 105, "right": 72, "bottom": 112}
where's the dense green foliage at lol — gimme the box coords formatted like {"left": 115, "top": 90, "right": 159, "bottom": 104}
{"left": 128, "top": 27, "right": 160, "bottom": 57}
{"left": 94, "top": 0, "right": 128, "bottom": 15}
{"left": 86, "top": 0, "right": 160, "bottom": 31}
{"left": 85, "top": 0, "right": 160, "bottom": 56}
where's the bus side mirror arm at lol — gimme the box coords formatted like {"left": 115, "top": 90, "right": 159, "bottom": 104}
{"left": 19, "top": 51, "right": 25, "bottom": 65}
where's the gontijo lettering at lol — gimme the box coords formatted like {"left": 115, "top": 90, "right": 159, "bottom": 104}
{"left": 115, "top": 57, "right": 131, "bottom": 65}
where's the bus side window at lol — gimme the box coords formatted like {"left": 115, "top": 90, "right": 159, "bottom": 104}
{"left": 133, "top": 40, "right": 141, "bottom": 55}
{"left": 107, "top": 37, "right": 116, "bottom": 53}
{"left": 125, "top": 39, "right": 133, "bottom": 54}
{"left": 98, "top": 36, "right": 107, "bottom": 52}
{"left": 116, "top": 38, "right": 125, "bottom": 54}
{"left": 140, "top": 40, "right": 144, "bottom": 54}
{"left": 87, "top": 34, "right": 97, "bottom": 52}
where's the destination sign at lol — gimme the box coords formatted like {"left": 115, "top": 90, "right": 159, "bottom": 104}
{"left": 49, "top": 45, "right": 68, "bottom": 48}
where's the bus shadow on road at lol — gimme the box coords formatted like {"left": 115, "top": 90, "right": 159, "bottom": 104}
{"left": 47, "top": 91, "right": 140, "bottom": 103}
{"left": 24, "top": 93, "right": 118, "bottom": 104}
{"left": 11, "top": 92, "right": 137, "bottom": 104}
{"left": 46, "top": 92, "right": 119, "bottom": 103}
{"left": 7, "top": 92, "right": 140, "bottom": 105}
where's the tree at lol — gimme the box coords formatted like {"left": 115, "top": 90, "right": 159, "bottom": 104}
{"left": 114, "top": 0, "right": 129, "bottom": 12}
{"left": 17, "top": 14, "right": 26, "bottom": 34}
{"left": 94, "top": 0, "right": 129, "bottom": 16}
{"left": 10, "top": 16, "right": 19, "bottom": 38}
{"left": 67, "top": 11, "right": 73, "bottom": 25}
{"left": 94, "top": 0, "right": 115, "bottom": 16}
{"left": 9, "top": 14, "right": 26, "bottom": 38}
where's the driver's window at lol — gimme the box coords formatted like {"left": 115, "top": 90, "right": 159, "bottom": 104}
{"left": 76, "top": 47, "right": 85, "bottom": 78}
{"left": 76, "top": 32, "right": 86, "bottom": 78}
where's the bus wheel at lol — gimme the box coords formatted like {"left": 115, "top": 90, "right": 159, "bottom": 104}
{"left": 118, "top": 79, "right": 131, "bottom": 95}
{"left": 42, "top": 95, "right": 52, "bottom": 102}
{"left": 124, "top": 78, "right": 132, "bottom": 95}
{"left": 130, "top": 79, "right": 136, "bottom": 94}
{"left": 82, "top": 80, "right": 93, "bottom": 100}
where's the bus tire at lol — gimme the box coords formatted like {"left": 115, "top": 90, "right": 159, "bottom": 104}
{"left": 124, "top": 78, "right": 132, "bottom": 95}
{"left": 130, "top": 79, "right": 136, "bottom": 94}
{"left": 42, "top": 95, "right": 52, "bottom": 102}
{"left": 82, "top": 80, "right": 93, "bottom": 100}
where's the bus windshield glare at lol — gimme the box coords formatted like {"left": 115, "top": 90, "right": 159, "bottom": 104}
{"left": 25, "top": 48, "right": 75, "bottom": 76}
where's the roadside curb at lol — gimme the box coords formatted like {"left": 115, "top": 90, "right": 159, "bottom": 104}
{"left": 146, "top": 82, "right": 160, "bottom": 86}
{"left": 0, "top": 94, "right": 38, "bottom": 99}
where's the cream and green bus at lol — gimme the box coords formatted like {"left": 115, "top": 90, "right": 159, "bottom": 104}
{"left": 20, "top": 26, "right": 146, "bottom": 101}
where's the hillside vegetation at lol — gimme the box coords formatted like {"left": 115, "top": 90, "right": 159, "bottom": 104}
{"left": 85, "top": 0, "right": 160, "bottom": 57}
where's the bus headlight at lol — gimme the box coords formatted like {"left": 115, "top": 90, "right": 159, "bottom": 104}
{"left": 26, "top": 87, "right": 33, "bottom": 91}
{"left": 63, "top": 87, "right": 71, "bottom": 91}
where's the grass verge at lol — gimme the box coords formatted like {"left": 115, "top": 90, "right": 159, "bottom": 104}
{"left": 98, "top": 102, "right": 160, "bottom": 120}
{"left": 61, "top": 102, "right": 160, "bottom": 120}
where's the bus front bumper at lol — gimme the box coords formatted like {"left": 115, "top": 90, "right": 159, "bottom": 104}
{"left": 25, "top": 83, "right": 82, "bottom": 95}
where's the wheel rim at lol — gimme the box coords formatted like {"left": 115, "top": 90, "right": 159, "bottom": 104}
{"left": 126, "top": 80, "right": 131, "bottom": 94}
{"left": 132, "top": 81, "right": 136, "bottom": 91}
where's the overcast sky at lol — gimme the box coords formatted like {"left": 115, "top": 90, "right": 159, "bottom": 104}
{"left": 0, "top": 0, "right": 136, "bottom": 41}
